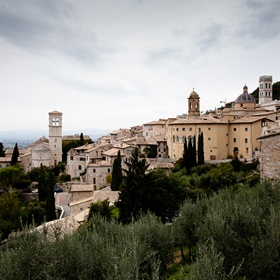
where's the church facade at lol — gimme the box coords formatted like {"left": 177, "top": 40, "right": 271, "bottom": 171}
{"left": 20, "top": 111, "right": 63, "bottom": 171}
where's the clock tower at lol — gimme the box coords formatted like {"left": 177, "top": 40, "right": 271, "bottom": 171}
{"left": 49, "top": 111, "right": 62, "bottom": 166}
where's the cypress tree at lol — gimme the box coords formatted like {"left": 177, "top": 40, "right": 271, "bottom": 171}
{"left": 185, "top": 137, "right": 193, "bottom": 172}
{"left": 46, "top": 170, "right": 56, "bottom": 221}
{"left": 198, "top": 132, "right": 205, "bottom": 165}
{"left": 80, "top": 132, "right": 84, "bottom": 146}
{"left": 11, "top": 143, "right": 19, "bottom": 165}
{"left": 0, "top": 142, "right": 5, "bottom": 157}
{"left": 111, "top": 150, "right": 122, "bottom": 191}
{"left": 182, "top": 137, "right": 188, "bottom": 169}
{"left": 192, "top": 135, "right": 197, "bottom": 167}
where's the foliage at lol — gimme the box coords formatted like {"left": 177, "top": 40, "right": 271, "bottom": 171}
{"left": 0, "top": 214, "right": 171, "bottom": 279}
{"left": 20, "top": 201, "right": 46, "bottom": 226}
{"left": 111, "top": 150, "right": 122, "bottom": 191}
{"left": 117, "top": 148, "right": 151, "bottom": 224}
{"left": 208, "top": 162, "right": 236, "bottom": 192}
{"left": 0, "top": 166, "right": 29, "bottom": 191}
{"left": 46, "top": 170, "right": 56, "bottom": 221}
{"left": 197, "top": 132, "right": 204, "bottom": 165}
{"left": 143, "top": 145, "right": 158, "bottom": 158}
{"left": 10, "top": 143, "right": 19, "bottom": 166}
{"left": 87, "top": 199, "right": 114, "bottom": 222}
{"left": 59, "top": 173, "right": 71, "bottom": 182}
{"left": 0, "top": 191, "right": 21, "bottom": 241}
{"left": 62, "top": 136, "right": 93, "bottom": 162}
{"left": 0, "top": 142, "right": 5, "bottom": 157}
{"left": 118, "top": 149, "right": 186, "bottom": 223}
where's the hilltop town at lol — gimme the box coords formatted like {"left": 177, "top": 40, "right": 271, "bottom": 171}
{"left": 1, "top": 75, "right": 280, "bottom": 216}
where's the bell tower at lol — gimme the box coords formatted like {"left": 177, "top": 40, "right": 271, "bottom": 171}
{"left": 188, "top": 89, "right": 200, "bottom": 117}
{"left": 259, "top": 75, "right": 273, "bottom": 104}
{"left": 49, "top": 111, "right": 62, "bottom": 166}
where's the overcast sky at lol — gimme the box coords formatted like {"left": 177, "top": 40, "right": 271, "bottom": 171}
{"left": 0, "top": 0, "right": 279, "bottom": 132}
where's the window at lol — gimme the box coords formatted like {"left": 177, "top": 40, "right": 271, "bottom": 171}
{"left": 189, "top": 128, "right": 192, "bottom": 131}
{"left": 78, "top": 165, "right": 82, "bottom": 170}
{"left": 234, "top": 128, "right": 236, "bottom": 131}
{"left": 108, "top": 168, "right": 110, "bottom": 173}
{"left": 208, "top": 138, "right": 211, "bottom": 141}
{"left": 246, "top": 148, "right": 249, "bottom": 153}
{"left": 70, "top": 156, "right": 73, "bottom": 160}
{"left": 226, "top": 133, "right": 228, "bottom": 136}
{"left": 182, "top": 128, "right": 185, "bottom": 131}
{"left": 176, "top": 136, "right": 179, "bottom": 142}
{"left": 80, "top": 157, "right": 85, "bottom": 161}
{"left": 245, "top": 127, "right": 248, "bottom": 131}
{"left": 176, "top": 128, "right": 179, "bottom": 131}
{"left": 173, "top": 135, "right": 175, "bottom": 142}
{"left": 233, "top": 138, "right": 236, "bottom": 143}
{"left": 245, "top": 138, "right": 248, "bottom": 143}
{"left": 199, "top": 128, "right": 201, "bottom": 133}
{"left": 182, "top": 136, "right": 186, "bottom": 142}
{"left": 208, "top": 127, "right": 211, "bottom": 131}
{"left": 93, "top": 169, "right": 96, "bottom": 173}
{"left": 93, "top": 178, "right": 96, "bottom": 184}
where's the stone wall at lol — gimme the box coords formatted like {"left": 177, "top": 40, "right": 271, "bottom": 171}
{"left": 259, "top": 133, "right": 280, "bottom": 179}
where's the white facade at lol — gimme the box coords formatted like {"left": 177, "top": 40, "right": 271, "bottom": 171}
{"left": 49, "top": 111, "right": 63, "bottom": 166}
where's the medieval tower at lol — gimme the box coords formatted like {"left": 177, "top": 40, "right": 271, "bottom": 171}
{"left": 188, "top": 89, "right": 200, "bottom": 117}
{"left": 259, "top": 75, "right": 273, "bottom": 104}
{"left": 49, "top": 111, "right": 62, "bottom": 166}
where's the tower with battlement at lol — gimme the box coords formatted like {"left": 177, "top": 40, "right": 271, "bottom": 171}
{"left": 259, "top": 75, "right": 273, "bottom": 104}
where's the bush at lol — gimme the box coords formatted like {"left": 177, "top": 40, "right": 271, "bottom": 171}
{"left": 59, "top": 173, "right": 71, "bottom": 182}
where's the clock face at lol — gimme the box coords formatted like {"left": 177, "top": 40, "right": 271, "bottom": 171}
{"left": 52, "top": 117, "right": 60, "bottom": 126}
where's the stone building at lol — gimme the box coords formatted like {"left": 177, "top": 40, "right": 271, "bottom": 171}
{"left": 258, "top": 130, "right": 280, "bottom": 179}
{"left": 20, "top": 111, "right": 63, "bottom": 171}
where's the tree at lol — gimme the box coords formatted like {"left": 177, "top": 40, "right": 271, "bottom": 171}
{"left": 0, "top": 142, "right": 5, "bottom": 157}
{"left": 111, "top": 150, "right": 122, "bottom": 191}
{"left": 198, "top": 132, "right": 205, "bottom": 165}
{"left": 192, "top": 135, "right": 197, "bottom": 168}
{"left": 11, "top": 143, "right": 19, "bottom": 165}
{"left": 0, "top": 191, "right": 22, "bottom": 241}
{"left": 80, "top": 132, "right": 84, "bottom": 146}
{"left": 117, "top": 148, "right": 151, "bottom": 223}
{"left": 0, "top": 166, "right": 23, "bottom": 191}
{"left": 118, "top": 148, "right": 186, "bottom": 224}
{"left": 46, "top": 170, "right": 56, "bottom": 221}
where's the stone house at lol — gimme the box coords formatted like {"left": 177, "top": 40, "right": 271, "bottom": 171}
{"left": 85, "top": 161, "right": 112, "bottom": 190}
{"left": 143, "top": 119, "right": 167, "bottom": 139}
{"left": 258, "top": 130, "right": 280, "bottom": 179}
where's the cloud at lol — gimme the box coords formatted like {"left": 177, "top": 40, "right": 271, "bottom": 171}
{"left": 236, "top": 0, "right": 280, "bottom": 41}
{"left": 198, "top": 22, "right": 223, "bottom": 51}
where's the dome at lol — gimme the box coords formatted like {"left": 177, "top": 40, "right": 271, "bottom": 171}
{"left": 235, "top": 85, "right": 255, "bottom": 103}
{"left": 189, "top": 90, "right": 199, "bottom": 98}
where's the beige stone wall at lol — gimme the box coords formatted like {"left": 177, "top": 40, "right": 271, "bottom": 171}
{"left": 72, "top": 190, "right": 93, "bottom": 203}
{"left": 70, "top": 198, "right": 92, "bottom": 216}
{"left": 86, "top": 164, "right": 112, "bottom": 190}
{"left": 259, "top": 133, "right": 280, "bottom": 179}
{"left": 166, "top": 122, "right": 229, "bottom": 161}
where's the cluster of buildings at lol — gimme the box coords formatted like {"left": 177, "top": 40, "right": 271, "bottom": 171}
{"left": 1, "top": 75, "right": 280, "bottom": 218}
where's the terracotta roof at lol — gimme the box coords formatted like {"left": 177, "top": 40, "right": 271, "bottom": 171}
{"left": 230, "top": 116, "right": 275, "bottom": 124}
{"left": 143, "top": 119, "right": 167, "bottom": 126}
{"left": 88, "top": 160, "right": 112, "bottom": 167}
{"left": 103, "top": 148, "right": 124, "bottom": 157}
{"left": 170, "top": 117, "right": 227, "bottom": 125}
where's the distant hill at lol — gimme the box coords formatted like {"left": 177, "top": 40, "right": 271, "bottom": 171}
{"left": 0, "top": 128, "right": 112, "bottom": 149}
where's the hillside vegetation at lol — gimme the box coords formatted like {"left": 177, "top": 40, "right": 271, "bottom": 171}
{"left": 1, "top": 157, "right": 280, "bottom": 279}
